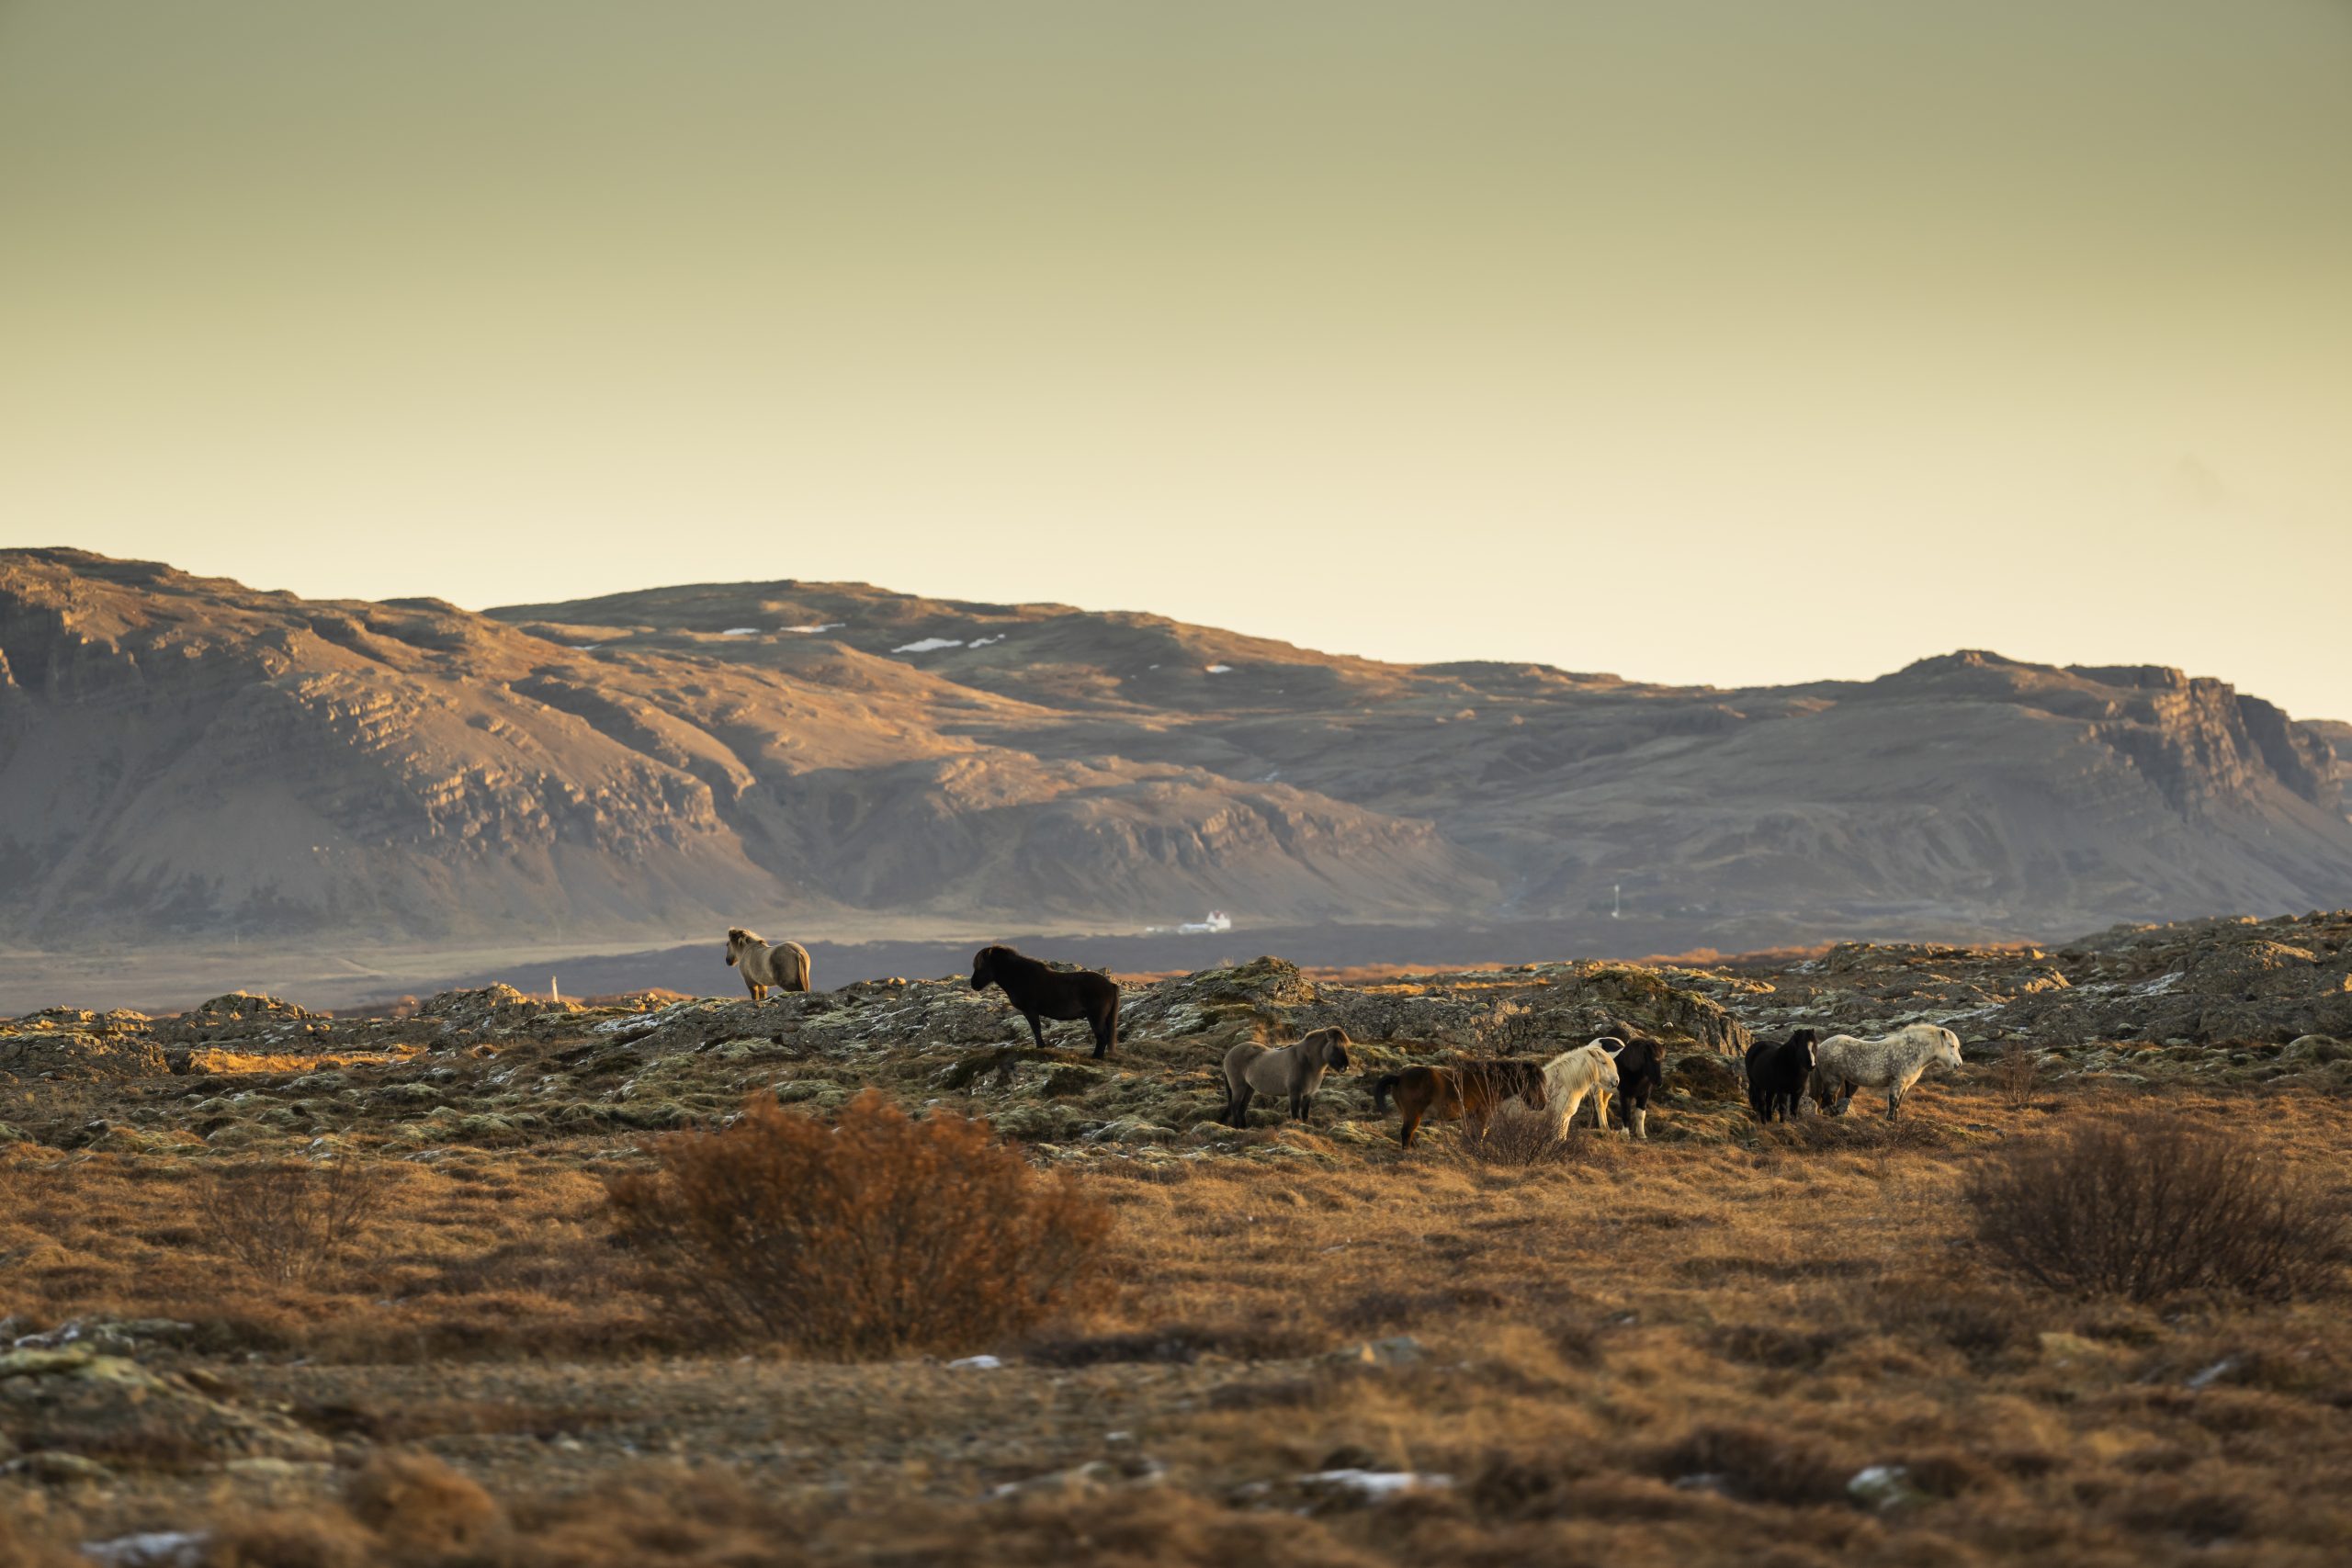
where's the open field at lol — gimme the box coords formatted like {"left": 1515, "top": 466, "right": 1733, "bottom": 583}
{"left": 6, "top": 914, "right": 2352, "bottom": 1566}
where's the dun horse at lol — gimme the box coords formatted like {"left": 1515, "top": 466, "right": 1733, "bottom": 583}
{"left": 1371, "top": 1058, "right": 1547, "bottom": 1149}
{"left": 1222, "top": 1027, "right": 1353, "bottom": 1126}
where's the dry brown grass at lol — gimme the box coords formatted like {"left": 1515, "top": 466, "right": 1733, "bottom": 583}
{"left": 14, "top": 1072, "right": 2352, "bottom": 1567}
{"left": 606, "top": 1090, "right": 1114, "bottom": 1356}
{"left": 0, "top": 1150, "right": 668, "bottom": 1359}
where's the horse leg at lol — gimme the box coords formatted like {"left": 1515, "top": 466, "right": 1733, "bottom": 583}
{"left": 1290, "top": 1091, "right": 1306, "bottom": 1122}
{"left": 1228, "top": 1087, "right": 1252, "bottom": 1129}
{"left": 1632, "top": 1103, "right": 1648, "bottom": 1140}
{"left": 1554, "top": 1089, "right": 1582, "bottom": 1138}
{"left": 745, "top": 977, "right": 763, "bottom": 1002}
{"left": 1399, "top": 1107, "right": 1421, "bottom": 1149}
{"left": 1024, "top": 1012, "right": 1049, "bottom": 1051}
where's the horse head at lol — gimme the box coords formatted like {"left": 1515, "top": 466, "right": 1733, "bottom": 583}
{"left": 724, "top": 927, "right": 757, "bottom": 966}
{"left": 969, "top": 945, "right": 1005, "bottom": 990}
{"left": 1302, "top": 1027, "right": 1351, "bottom": 1071}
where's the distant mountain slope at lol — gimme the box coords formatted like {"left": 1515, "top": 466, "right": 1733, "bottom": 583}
{"left": 2, "top": 548, "right": 2346, "bottom": 952}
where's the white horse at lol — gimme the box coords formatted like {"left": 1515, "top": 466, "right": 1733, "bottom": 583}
{"left": 1540, "top": 1038, "right": 1624, "bottom": 1138}
{"left": 1810, "top": 1024, "right": 1964, "bottom": 1118}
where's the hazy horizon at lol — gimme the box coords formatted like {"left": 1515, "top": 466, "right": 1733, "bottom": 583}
{"left": 5, "top": 2, "right": 2346, "bottom": 718}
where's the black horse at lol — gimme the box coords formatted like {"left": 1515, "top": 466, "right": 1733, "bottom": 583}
{"left": 1745, "top": 1027, "right": 1819, "bottom": 1123}
{"left": 969, "top": 945, "right": 1121, "bottom": 1059}
{"left": 1593, "top": 1037, "right": 1668, "bottom": 1138}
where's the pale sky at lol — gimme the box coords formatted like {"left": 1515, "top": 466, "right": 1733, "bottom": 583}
{"left": 3, "top": 2, "right": 2346, "bottom": 718}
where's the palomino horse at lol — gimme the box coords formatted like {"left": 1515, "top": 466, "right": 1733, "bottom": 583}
{"left": 1370, "top": 1059, "right": 1547, "bottom": 1149}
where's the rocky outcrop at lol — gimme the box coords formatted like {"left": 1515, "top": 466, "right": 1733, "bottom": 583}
{"left": 0, "top": 1008, "right": 167, "bottom": 1078}
{"left": 1678, "top": 910, "right": 2352, "bottom": 1050}
{"left": 0, "top": 1030, "right": 168, "bottom": 1080}
{"left": 151, "top": 994, "right": 323, "bottom": 1048}
{"left": 0, "top": 1348, "right": 331, "bottom": 1472}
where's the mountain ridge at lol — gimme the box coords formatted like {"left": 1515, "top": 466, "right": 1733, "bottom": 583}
{"left": 2, "top": 547, "right": 2346, "bottom": 959}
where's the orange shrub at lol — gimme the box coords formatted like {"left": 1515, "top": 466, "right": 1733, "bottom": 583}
{"left": 605, "top": 1090, "right": 1113, "bottom": 1357}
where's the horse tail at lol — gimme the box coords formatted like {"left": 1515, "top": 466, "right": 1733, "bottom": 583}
{"left": 1371, "top": 1071, "right": 1402, "bottom": 1114}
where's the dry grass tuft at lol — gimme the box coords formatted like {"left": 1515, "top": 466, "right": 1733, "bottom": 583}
{"left": 605, "top": 1089, "right": 1114, "bottom": 1357}
{"left": 1965, "top": 1109, "right": 2346, "bottom": 1301}
{"left": 344, "top": 1450, "right": 504, "bottom": 1554}
{"left": 1649, "top": 1421, "right": 1858, "bottom": 1506}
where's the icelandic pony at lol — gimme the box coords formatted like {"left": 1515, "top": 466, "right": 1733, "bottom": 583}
{"left": 1810, "top": 1024, "right": 1964, "bottom": 1118}
{"left": 1592, "top": 1036, "right": 1668, "bottom": 1138}
{"left": 1370, "top": 1058, "right": 1547, "bottom": 1149}
{"left": 970, "top": 945, "right": 1120, "bottom": 1058}
{"left": 1539, "top": 1038, "right": 1624, "bottom": 1138}
{"left": 1744, "top": 1027, "right": 1819, "bottom": 1123}
{"left": 725, "top": 928, "right": 812, "bottom": 1001}
{"left": 1222, "top": 1027, "right": 1353, "bottom": 1126}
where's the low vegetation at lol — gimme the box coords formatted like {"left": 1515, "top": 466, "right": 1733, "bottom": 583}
{"left": 1966, "top": 1108, "right": 2345, "bottom": 1301}
{"left": 6, "top": 939, "right": 2352, "bottom": 1565}
{"left": 605, "top": 1091, "right": 1114, "bottom": 1356}
{"left": 196, "top": 1156, "right": 396, "bottom": 1285}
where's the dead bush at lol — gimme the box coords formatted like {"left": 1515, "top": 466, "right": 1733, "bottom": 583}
{"left": 605, "top": 1090, "right": 1114, "bottom": 1357}
{"left": 196, "top": 1156, "right": 393, "bottom": 1285}
{"left": 1439, "top": 1108, "right": 1616, "bottom": 1170}
{"left": 1994, "top": 1039, "right": 2040, "bottom": 1110}
{"left": 1965, "top": 1110, "right": 2344, "bottom": 1302}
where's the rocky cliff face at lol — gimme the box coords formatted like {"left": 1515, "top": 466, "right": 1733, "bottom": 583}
{"left": 2, "top": 549, "right": 2347, "bottom": 953}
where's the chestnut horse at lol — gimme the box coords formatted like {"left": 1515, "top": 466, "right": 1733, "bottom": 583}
{"left": 1370, "top": 1058, "right": 1548, "bottom": 1149}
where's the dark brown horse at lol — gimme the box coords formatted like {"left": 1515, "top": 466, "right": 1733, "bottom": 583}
{"left": 1370, "top": 1058, "right": 1547, "bottom": 1149}
{"left": 970, "top": 945, "right": 1120, "bottom": 1058}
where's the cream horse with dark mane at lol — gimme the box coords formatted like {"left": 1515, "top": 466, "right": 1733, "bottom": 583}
{"left": 725, "top": 928, "right": 812, "bottom": 1001}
